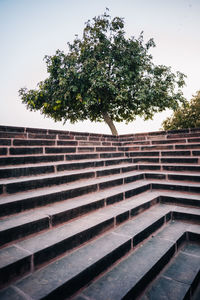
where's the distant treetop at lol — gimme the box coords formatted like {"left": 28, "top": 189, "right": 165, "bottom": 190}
{"left": 162, "top": 90, "right": 200, "bottom": 130}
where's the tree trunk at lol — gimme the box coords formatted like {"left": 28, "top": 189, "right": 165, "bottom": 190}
{"left": 102, "top": 112, "right": 118, "bottom": 136}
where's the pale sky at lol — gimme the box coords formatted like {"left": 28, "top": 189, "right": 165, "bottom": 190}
{"left": 0, "top": 0, "right": 200, "bottom": 134}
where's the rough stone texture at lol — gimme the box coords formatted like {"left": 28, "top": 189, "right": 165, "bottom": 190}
{"left": 164, "top": 251, "right": 200, "bottom": 285}
{"left": 141, "top": 276, "right": 190, "bottom": 300}
{"left": 0, "top": 125, "right": 199, "bottom": 299}
{"left": 142, "top": 242, "right": 200, "bottom": 300}
{"left": 0, "top": 286, "right": 28, "bottom": 300}
{"left": 15, "top": 232, "right": 131, "bottom": 299}
{"left": 0, "top": 246, "right": 31, "bottom": 286}
{"left": 78, "top": 237, "right": 175, "bottom": 300}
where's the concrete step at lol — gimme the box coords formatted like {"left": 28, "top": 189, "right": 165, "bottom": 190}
{"left": 0, "top": 154, "right": 65, "bottom": 166}
{"left": 1, "top": 186, "right": 152, "bottom": 246}
{"left": 0, "top": 126, "right": 26, "bottom": 133}
{"left": 0, "top": 131, "right": 116, "bottom": 142}
{"left": 1, "top": 219, "right": 198, "bottom": 299}
{"left": 138, "top": 163, "right": 200, "bottom": 172}
{"left": 121, "top": 137, "right": 199, "bottom": 146}
{"left": 1, "top": 127, "right": 200, "bottom": 146}
{"left": 0, "top": 139, "right": 11, "bottom": 146}
{"left": 44, "top": 146, "right": 118, "bottom": 154}
{"left": 126, "top": 150, "right": 199, "bottom": 157}
{"left": 12, "top": 139, "right": 117, "bottom": 147}
{"left": 65, "top": 152, "right": 126, "bottom": 160}
{"left": 0, "top": 204, "right": 199, "bottom": 294}
{"left": 0, "top": 125, "right": 199, "bottom": 298}
{"left": 160, "top": 192, "right": 200, "bottom": 208}
{"left": 145, "top": 171, "right": 200, "bottom": 182}
{"left": 0, "top": 198, "right": 163, "bottom": 285}
{"left": 10, "top": 147, "right": 44, "bottom": 155}
{"left": 0, "top": 174, "right": 199, "bottom": 217}
{"left": 0, "top": 125, "right": 199, "bottom": 134}
{"left": 0, "top": 177, "right": 150, "bottom": 216}
{"left": 120, "top": 143, "right": 200, "bottom": 151}
{"left": 176, "top": 142, "right": 200, "bottom": 149}
{"left": 1, "top": 185, "right": 199, "bottom": 243}
{"left": 1, "top": 145, "right": 200, "bottom": 159}
{"left": 0, "top": 169, "right": 95, "bottom": 194}
{"left": 0, "top": 169, "right": 145, "bottom": 194}
{"left": 0, "top": 146, "right": 122, "bottom": 156}
{"left": 1, "top": 168, "right": 200, "bottom": 195}
{"left": 0, "top": 158, "right": 135, "bottom": 179}
{"left": 0, "top": 152, "right": 130, "bottom": 166}
{"left": 141, "top": 234, "right": 200, "bottom": 299}
{"left": 119, "top": 130, "right": 200, "bottom": 142}
{"left": 0, "top": 187, "right": 199, "bottom": 247}
{"left": 166, "top": 132, "right": 200, "bottom": 139}
{"left": 0, "top": 197, "right": 162, "bottom": 283}
{"left": 1, "top": 158, "right": 200, "bottom": 180}
{"left": 75, "top": 223, "right": 200, "bottom": 300}
{"left": 0, "top": 163, "right": 56, "bottom": 179}
{"left": 0, "top": 125, "right": 199, "bottom": 142}
{"left": 13, "top": 138, "right": 57, "bottom": 146}
{"left": 0, "top": 132, "right": 27, "bottom": 139}
{"left": 159, "top": 164, "right": 200, "bottom": 172}
{"left": 132, "top": 157, "right": 199, "bottom": 164}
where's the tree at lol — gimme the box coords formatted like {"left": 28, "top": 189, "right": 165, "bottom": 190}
{"left": 162, "top": 90, "right": 200, "bottom": 130}
{"left": 19, "top": 9, "right": 186, "bottom": 135}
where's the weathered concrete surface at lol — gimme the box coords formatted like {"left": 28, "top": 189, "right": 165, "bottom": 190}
{"left": 0, "top": 125, "right": 199, "bottom": 299}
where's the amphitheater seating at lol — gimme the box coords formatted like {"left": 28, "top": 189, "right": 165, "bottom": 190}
{"left": 0, "top": 125, "right": 199, "bottom": 300}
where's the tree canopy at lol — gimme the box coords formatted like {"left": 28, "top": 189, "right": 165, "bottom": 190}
{"left": 162, "top": 90, "right": 200, "bottom": 130}
{"left": 19, "top": 9, "right": 186, "bottom": 135}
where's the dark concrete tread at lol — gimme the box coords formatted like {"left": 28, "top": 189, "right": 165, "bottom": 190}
{"left": 0, "top": 213, "right": 199, "bottom": 298}
{"left": 0, "top": 152, "right": 129, "bottom": 166}
{"left": 0, "top": 187, "right": 157, "bottom": 247}
{"left": 0, "top": 164, "right": 139, "bottom": 184}
{"left": 1, "top": 169, "right": 200, "bottom": 197}
{"left": 141, "top": 241, "right": 200, "bottom": 300}
{"left": 1, "top": 167, "right": 200, "bottom": 185}
{"left": 0, "top": 172, "right": 195, "bottom": 198}
{"left": 75, "top": 225, "right": 200, "bottom": 300}
{"left": 1, "top": 160, "right": 200, "bottom": 181}
{"left": 0, "top": 188, "right": 199, "bottom": 246}
{"left": 0, "top": 126, "right": 199, "bottom": 298}
{"left": 0, "top": 178, "right": 199, "bottom": 220}
{"left": 0, "top": 203, "right": 199, "bottom": 288}
{"left": 0, "top": 157, "right": 132, "bottom": 176}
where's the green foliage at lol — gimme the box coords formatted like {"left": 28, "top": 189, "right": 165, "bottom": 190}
{"left": 19, "top": 9, "right": 186, "bottom": 134}
{"left": 162, "top": 91, "right": 200, "bottom": 130}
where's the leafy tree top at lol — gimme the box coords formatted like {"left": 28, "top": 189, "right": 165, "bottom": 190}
{"left": 19, "top": 9, "right": 186, "bottom": 135}
{"left": 162, "top": 90, "right": 200, "bottom": 130}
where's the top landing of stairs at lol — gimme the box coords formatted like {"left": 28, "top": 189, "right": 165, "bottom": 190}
{"left": 1, "top": 124, "right": 200, "bottom": 137}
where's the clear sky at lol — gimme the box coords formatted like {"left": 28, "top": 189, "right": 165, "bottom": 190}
{"left": 0, "top": 0, "right": 200, "bottom": 134}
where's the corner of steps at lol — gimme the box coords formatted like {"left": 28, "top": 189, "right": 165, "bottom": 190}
{"left": 0, "top": 125, "right": 200, "bottom": 299}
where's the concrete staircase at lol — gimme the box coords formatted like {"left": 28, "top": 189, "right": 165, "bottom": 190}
{"left": 0, "top": 125, "right": 199, "bottom": 300}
